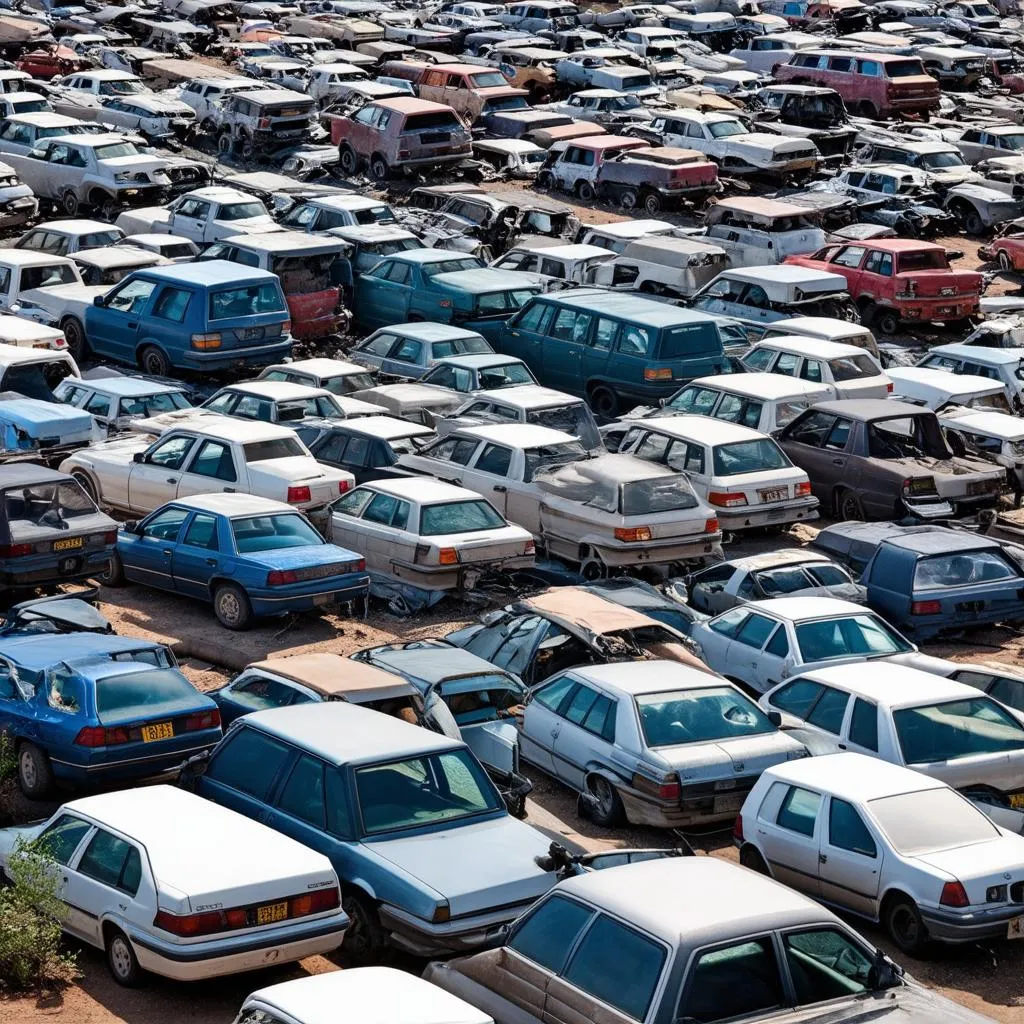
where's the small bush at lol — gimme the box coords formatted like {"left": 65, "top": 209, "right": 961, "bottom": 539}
{"left": 0, "top": 838, "right": 78, "bottom": 992}
{"left": 0, "top": 733, "right": 13, "bottom": 782}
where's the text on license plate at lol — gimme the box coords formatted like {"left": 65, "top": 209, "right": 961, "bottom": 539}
{"left": 1008, "top": 916, "right": 1024, "bottom": 939}
{"left": 141, "top": 722, "right": 174, "bottom": 743}
{"left": 257, "top": 901, "right": 288, "bottom": 925}
{"left": 53, "top": 537, "right": 84, "bottom": 552}
{"left": 759, "top": 488, "right": 786, "bottom": 502}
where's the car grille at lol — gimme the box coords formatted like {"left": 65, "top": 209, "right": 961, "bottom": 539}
{"left": 1012, "top": 880, "right": 1024, "bottom": 903}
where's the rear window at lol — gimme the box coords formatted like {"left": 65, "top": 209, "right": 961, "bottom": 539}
{"left": 422, "top": 257, "right": 484, "bottom": 279}
{"left": 3, "top": 480, "right": 95, "bottom": 525}
{"left": 432, "top": 336, "right": 491, "bottom": 358}
{"left": 828, "top": 354, "right": 880, "bottom": 381}
{"left": 209, "top": 283, "right": 286, "bottom": 320}
{"left": 885, "top": 59, "right": 926, "bottom": 78}
{"left": 420, "top": 499, "right": 506, "bottom": 535}
{"left": 712, "top": 439, "right": 790, "bottom": 476}
{"left": 621, "top": 476, "right": 698, "bottom": 515}
{"left": 93, "top": 668, "right": 198, "bottom": 716}
{"left": 243, "top": 437, "right": 305, "bottom": 461}
{"left": 231, "top": 513, "right": 323, "bottom": 552}
{"left": 94, "top": 142, "right": 138, "bottom": 159}
{"left": 218, "top": 202, "right": 266, "bottom": 221}
{"left": 402, "top": 111, "right": 464, "bottom": 132}
{"left": 657, "top": 323, "right": 722, "bottom": 359}
{"left": 896, "top": 251, "right": 946, "bottom": 272}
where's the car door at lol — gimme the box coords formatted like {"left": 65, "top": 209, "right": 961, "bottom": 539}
{"left": 170, "top": 198, "right": 213, "bottom": 243}
{"left": 543, "top": 306, "right": 591, "bottom": 394}
{"left": 170, "top": 510, "right": 221, "bottom": 599}
{"left": 723, "top": 611, "right": 786, "bottom": 692}
{"left": 464, "top": 442, "right": 516, "bottom": 516}
{"left": 126, "top": 434, "right": 197, "bottom": 512}
{"left": 90, "top": 277, "right": 157, "bottom": 362}
{"left": 777, "top": 409, "right": 841, "bottom": 504}
{"left": 549, "top": 684, "right": 616, "bottom": 793}
{"left": 66, "top": 827, "right": 144, "bottom": 948}
{"left": 817, "top": 795, "right": 882, "bottom": 918}
{"left": 33, "top": 814, "right": 95, "bottom": 941}
{"left": 381, "top": 333, "right": 424, "bottom": 379}
{"left": 749, "top": 779, "right": 823, "bottom": 896}
{"left": 122, "top": 504, "right": 188, "bottom": 589}
{"left": 174, "top": 438, "right": 241, "bottom": 500}
{"left": 361, "top": 491, "right": 417, "bottom": 574}
{"left": 520, "top": 672, "right": 575, "bottom": 772}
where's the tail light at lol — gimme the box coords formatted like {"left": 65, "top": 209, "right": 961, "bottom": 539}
{"left": 267, "top": 569, "right": 298, "bottom": 586}
{"left": 709, "top": 491, "right": 748, "bottom": 508}
{"left": 704, "top": 517, "right": 719, "bottom": 533}
{"left": 191, "top": 332, "right": 221, "bottom": 350}
{"left": 184, "top": 709, "right": 220, "bottom": 731}
{"left": 631, "top": 772, "right": 679, "bottom": 801}
{"left": 795, "top": 481, "right": 812, "bottom": 498}
{"left": 290, "top": 887, "right": 341, "bottom": 918}
{"left": 0, "top": 543, "right": 33, "bottom": 557}
{"left": 54, "top": 335, "right": 66, "bottom": 348}
{"left": 643, "top": 367, "right": 672, "bottom": 381}
{"left": 74, "top": 726, "right": 130, "bottom": 747}
{"left": 338, "top": 480, "right": 351, "bottom": 495}
{"left": 525, "top": 539, "right": 536, "bottom": 554}
{"left": 733, "top": 814, "right": 744, "bottom": 843}
{"left": 102, "top": 531, "right": 117, "bottom": 544}
{"left": 886, "top": 381, "right": 894, "bottom": 393}
{"left": 282, "top": 320, "right": 292, "bottom": 335}
{"left": 940, "top": 880, "right": 970, "bottom": 908}
{"left": 911, "top": 600, "right": 941, "bottom": 615}
{"left": 347, "top": 558, "right": 366, "bottom": 572}
{"left": 432, "top": 900, "right": 451, "bottom": 923}
{"left": 287, "top": 485, "right": 311, "bottom": 504}
{"left": 615, "top": 526, "right": 652, "bottom": 542}
{"left": 438, "top": 547, "right": 459, "bottom": 565}
{"left": 257, "top": 116, "right": 271, "bottom": 129}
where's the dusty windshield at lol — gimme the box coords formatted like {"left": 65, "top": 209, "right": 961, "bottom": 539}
{"left": 524, "top": 441, "right": 588, "bottom": 480}
{"left": 708, "top": 119, "right": 747, "bottom": 138}
{"left": 621, "top": 476, "right": 699, "bottom": 514}
{"left": 528, "top": 404, "right": 600, "bottom": 450}
{"left": 636, "top": 686, "right": 774, "bottom": 746}
{"left": 95, "top": 142, "right": 139, "bottom": 160}
{"left": 99, "top": 79, "right": 144, "bottom": 95}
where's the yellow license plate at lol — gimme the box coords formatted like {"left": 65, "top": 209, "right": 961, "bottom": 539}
{"left": 256, "top": 901, "right": 288, "bottom": 925}
{"left": 1009, "top": 916, "right": 1024, "bottom": 940}
{"left": 141, "top": 722, "right": 174, "bottom": 743}
{"left": 53, "top": 537, "right": 84, "bottom": 552}
{"left": 1011, "top": 793, "right": 1024, "bottom": 809}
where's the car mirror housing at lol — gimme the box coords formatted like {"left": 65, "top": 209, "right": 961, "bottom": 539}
{"left": 93, "top": 295, "right": 106, "bottom": 307}
{"left": 767, "top": 710, "right": 782, "bottom": 727}
{"left": 123, "top": 520, "right": 139, "bottom": 534}
{"left": 132, "top": 452, "right": 145, "bottom": 464}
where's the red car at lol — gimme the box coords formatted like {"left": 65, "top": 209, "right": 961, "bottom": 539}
{"left": 16, "top": 45, "right": 91, "bottom": 78}
{"left": 980, "top": 230, "right": 1024, "bottom": 272}
{"left": 786, "top": 239, "right": 983, "bottom": 335}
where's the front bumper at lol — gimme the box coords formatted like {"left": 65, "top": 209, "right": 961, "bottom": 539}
{"left": 0, "top": 195, "right": 38, "bottom": 229}
{"left": 715, "top": 496, "right": 819, "bottom": 532}
{"left": 378, "top": 899, "right": 537, "bottom": 957}
{"left": 177, "top": 337, "right": 293, "bottom": 371}
{"left": 920, "top": 902, "right": 1024, "bottom": 944}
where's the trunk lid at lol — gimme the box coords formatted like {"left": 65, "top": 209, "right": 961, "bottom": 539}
{"left": 895, "top": 268, "right": 983, "bottom": 298}
{"left": 246, "top": 456, "right": 349, "bottom": 506}
{"left": 710, "top": 466, "right": 809, "bottom": 508}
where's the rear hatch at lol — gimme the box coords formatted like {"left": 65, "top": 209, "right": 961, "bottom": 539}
{"left": 896, "top": 268, "right": 983, "bottom": 298}
{"left": 262, "top": 99, "right": 315, "bottom": 134}
{"left": 400, "top": 110, "right": 472, "bottom": 157}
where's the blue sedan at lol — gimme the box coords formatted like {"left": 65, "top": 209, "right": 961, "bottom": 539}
{"left": 0, "top": 633, "right": 220, "bottom": 798}
{"left": 106, "top": 494, "right": 369, "bottom": 629}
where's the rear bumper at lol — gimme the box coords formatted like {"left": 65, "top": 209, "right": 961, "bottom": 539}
{"left": 716, "top": 496, "right": 820, "bottom": 532}
{"left": 0, "top": 548, "right": 111, "bottom": 586}
{"left": 50, "top": 737, "right": 219, "bottom": 786}
{"left": 920, "top": 902, "right": 1024, "bottom": 944}
{"left": 248, "top": 574, "right": 370, "bottom": 616}
{"left": 896, "top": 297, "right": 980, "bottom": 321}
{"left": 386, "top": 553, "right": 535, "bottom": 591}
{"left": 887, "top": 95, "right": 941, "bottom": 112}
{"left": 177, "top": 338, "right": 293, "bottom": 371}
{"left": 573, "top": 531, "right": 722, "bottom": 568}
{"left": 378, "top": 899, "right": 537, "bottom": 957}
{"left": 129, "top": 912, "right": 348, "bottom": 982}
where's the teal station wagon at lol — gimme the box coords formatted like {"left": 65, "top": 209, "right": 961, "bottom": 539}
{"left": 497, "top": 291, "right": 728, "bottom": 417}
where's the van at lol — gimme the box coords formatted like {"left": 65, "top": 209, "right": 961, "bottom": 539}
{"left": 587, "top": 235, "right": 728, "bottom": 298}
{"left": 417, "top": 63, "right": 529, "bottom": 120}
{"left": 703, "top": 196, "right": 826, "bottom": 268}
{"left": 498, "top": 289, "right": 728, "bottom": 416}
{"left": 83, "top": 260, "right": 292, "bottom": 377}
{"left": 773, "top": 49, "right": 940, "bottom": 118}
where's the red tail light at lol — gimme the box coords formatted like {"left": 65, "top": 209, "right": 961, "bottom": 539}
{"left": 343, "top": 558, "right": 366, "bottom": 573}
{"left": 704, "top": 517, "right": 719, "bottom": 533}
{"left": 709, "top": 491, "right": 748, "bottom": 508}
{"left": 338, "top": 480, "right": 350, "bottom": 495}
{"left": 102, "top": 531, "right": 118, "bottom": 544}
{"left": 185, "top": 709, "right": 221, "bottom": 731}
{"left": 795, "top": 481, "right": 812, "bottom": 498}
{"left": 267, "top": 569, "right": 298, "bottom": 586}
{"left": 74, "top": 726, "right": 130, "bottom": 747}
{"left": 886, "top": 382, "right": 894, "bottom": 393}
{"left": 911, "top": 600, "right": 941, "bottom": 615}
{"left": 940, "top": 880, "right": 969, "bottom": 908}
{"left": 657, "top": 780, "right": 680, "bottom": 800}
{"left": 0, "top": 543, "right": 33, "bottom": 557}
{"left": 257, "top": 117, "right": 271, "bottom": 129}
{"left": 287, "top": 486, "right": 311, "bottom": 504}
{"left": 290, "top": 887, "right": 340, "bottom": 918}
{"left": 525, "top": 540, "right": 536, "bottom": 554}
{"left": 733, "top": 814, "right": 744, "bottom": 843}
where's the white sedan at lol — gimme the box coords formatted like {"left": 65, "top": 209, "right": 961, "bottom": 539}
{"left": 0, "top": 786, "right": 347, "bottom": 985}
{"left": 330, "top": 477, "right": 535, "bottom": 590}
{"left": 737, "top": 751, "right": 1024, "bottom": 955}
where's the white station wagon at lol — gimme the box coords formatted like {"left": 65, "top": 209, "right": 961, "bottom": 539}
{"left": 0, "top": 786, "right": 347, "bottom": 985}
{"left": 737, "top": 752, "right": 1024, "bottom": 954}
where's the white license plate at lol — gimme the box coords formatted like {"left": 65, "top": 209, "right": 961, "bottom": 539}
{"left": 312, "top": 593, "right": 335, "bottom": 606}
{"left": 759, "top": 488, "right": 786, "bottom": 502}
{"left": 713, "top": 793, "right": 745, "bottom": 815}
{"left": 1008, "top": 916, "right": 1024, "bottom": 939}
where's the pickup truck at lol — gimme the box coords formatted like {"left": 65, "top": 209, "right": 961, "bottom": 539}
{"left": 59, "top": 414, "right": 353, "bottom": 525}
{"left": 115, "top": 186, "right": 286, "bottom": 244}
{"left": 554, "top": 55, "right": 659, "bottom": 96}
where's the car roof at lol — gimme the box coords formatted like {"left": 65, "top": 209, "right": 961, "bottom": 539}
{"left": 434, "top": 353, "right": 524, "bottom": 369}
{"left": 0, "top": 248, "right": 76, "bottom": 268}
{"left": 723, "top": 265, "right": 846, "bottom": 286}
{"left": 0, "top": 463, "right": 74, "bottom": 487}
{"left": 632, "top": 413, "right": 766, "bottom": 445}
{"left": 484, "top": 385, "right": 581, "bottom": 409}
{"left": 771, "top": 316, "right": 871, "bottom": 338}
{"left": 372, "top": 96, "right": 456, "bottom": 114}
{"left": 367, "top": 644, "right": 509, "bottom": 684}
{"left": 0, "top": 342, "right": 73, "bottom": 364}
{"left": 167, "top": 493, "right": 296, "bottom": 516}
{"left": 247, "top": 653, "right": 412, "bottom": 697}
{"left": 533, "top": 289, "right": 718, "bottom": 329}
{"left": 31, "top": 219, "right": 116, "bottom": 233}
{"left": 79, "top": 377, "right": 184, "bottom": 397}
{"left": 220, "top": 231, "right": 345, "bottom": 255}
{"left": 242, "top": 701, "right": 461, "bottom": 764}
{"left": 452, "top": 423, "right": 575, "bottom": 447}
{"left": 330, "top": 415, "right": 432, "bottom": 440}
{"left": 941, "top": 409, "right": 1024, "bottom": 439}
{"left": 134, "top": 259, "right": 277, "bottom": 286}
{"left": 359, "top": 476, "right": 483, "bottom": 502}
{"left": 763, "top": 750, "right": 946, "bottom": 801}
{"left": 930, "top": 343, "right": 1024, "bottom": 364}
{"left": 226, "top": 380, "right": 329, "bottom": 401}
{"left": 808, "top": 398, "right": 923, "bottom": 419}
{"left": 373, "top": 321, "right": 483, "bottom": 342}
{"left": 690, "top": 372, "right": 828, "bottom": 400}
{"left": 269, "top": 358, "right": 366, "bottom": 376}
{"left": 556, "top": 856, "right": 835, "bottom": 942}
{"left": 0, "top": 632, "right": 162, "bottom": 670}
{"left": 246, "top": 968, "right": 493, "bottom": 1024}
{"left": 787, "top": 662, "right": 979, "bottom": 708}
{"left": 727, "top": 548, "right": 831, "bottom": 571}
{"left": 568, "top": 659, "right": 729, "bottom": 697}
{"left": 888, "top": 366, "right": 1002, "bottom": 393}
{"left": 754, "top": 335, "right": 868, "bottom": 359}
{"left": 742, "top": 596, "right": 875, "bottom": 622}
{"left": 881, "top": 530, "right": 1000, "bottom": 555}
{"left": 73, "top": 247, "right": 162, "bottom": 269}
{"left": 153, "top": 415, "right": 297, "bottom": 444}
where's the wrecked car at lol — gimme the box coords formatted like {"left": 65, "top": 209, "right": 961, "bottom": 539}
{"left": 213, "top": 87, "right": 317, "bottom": 159}
{"left": 702, "top": 196, "right": 827, "bottom": 268}
{"left": 750, "top": 84, "right": 857, "bottom": 165}
{"left": 587, "top": 235, "right": 728, "bottom": 298}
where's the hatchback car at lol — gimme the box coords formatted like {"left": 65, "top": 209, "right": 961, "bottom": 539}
{"left": 203, "top": 381, "right": 377, "bottom": 428}
{"left": 351, "top": 322, "right": 493, "bottom": 379}
{"left": 55, "top": 375, "right": 191, "bottom": 433}
{"left": 740, "top": 336, "right": 892, "bottom": 399}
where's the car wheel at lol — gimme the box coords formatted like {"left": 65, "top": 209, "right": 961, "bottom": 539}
{"left": 586, "top": 774, "right": 624, "bottom": 827}
{"left": 739, "top": 845, "right": 769, "bottom": 875}
{"left": 537, "top": 170, "right": 554, "bottom": 189}
{"left": 369, "top": 154, "right": 390, "bottom": 180}
{"left": 837, "top": 488, "right": 865, "bottom": 522}
{"left": 884, "top": 894, "right": 927, "bottom": 955}
{"left": 618, "top": 188, "right": 639, "bottom": 210}
{"left": 580, "top": 555, "right": 606, "bottom": 580}
{"left": 587, "top": 385, "right": 618, "bottom": 419}
{"left": 17, "top": 742, "right": 54, "bottom": 799}
{"left": 341, "top": 893, "right": 387, "bottom": 963}
{"left": 102, "top": 549, "right": 125, "bottom": 588}
{"left": 998, "top": 249, "right": 1015, "bottom": 272}
{"left": 217, "top": 132, "right": 233, "bottom": 155}
{"left": 105, "top": 927, "right": 142, "bottom": 986}
{"left": 641, "top": 191, "right": 662, "bottom": 215}
{"left": 61, "top": 189, "right": 80, "bottom": 217}
{"left": 962, "top": 210, "right": 985, "bottom": 236}
{"left": 858, "top": 100, "right": 877, "bottom": 118}
{"left": 61, "top": 317, "right": 89, "bottom": 362}
{"left": 873, "top": 308, "right": 900, "bottom": 336}
{"left": 339, "top": 144, "right": 358, "bottom": 174}
{"left": 72, "top": 470, "right": 99, "bottom": 505}
{"left": 138, "top": 345, "right": 170, "bottom": 378}
{"left": 576, "top": 180, "right": 595, "bottom": 202}
{"left": 214, "top": 583, "right": 252, "bottom": 630}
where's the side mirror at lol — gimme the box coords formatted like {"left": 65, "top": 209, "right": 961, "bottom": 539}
{"left": 92, "top": 295, "right": 105, "bottom": 307}
{"left": 132, "top": 452, "right": 145, "bottom": 464}
{"left": 123, "top": 520, "right": 139, "bottom": 534}
{"left": 767, "top": 710, "right": 782, "bottom": 727}
{"left": 658, "top": 397, "right": 667, "bottom": 407}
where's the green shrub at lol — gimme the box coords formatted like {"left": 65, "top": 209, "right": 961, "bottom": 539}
{"left": 0, "top": 733, "right": 13, "bottom": 782}
{"left": 0, "top": 838, "right": 78, "bottom": 992}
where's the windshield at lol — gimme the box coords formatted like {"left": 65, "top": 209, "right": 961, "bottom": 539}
{"left": 478, "top": 362, "right": 534, "bottom": 388}
{"left": 243, "top": 437, "right": 305, "bottom": 461}
{"left": 795, "top": 614, "right": 912, "bottom": 662}
{"left": 432, "top": 336, "right": 491, "bottom": 358}
{"left": 636, "top": 686, "right": 775, "bottom": 746}
{"left": 441, "top": 674, "right": 527, "bottom": 724}
{"left": 870, "top": 788, "right": 999, "bottom": 855}
{"left": 712, "top": 439, "right": 790, "bottom": 476}
{"left": 218, "top": 202, "right": 266, "bottom": 221}
{"left": 93, "top": 667, "right": 196, "bottom": 716}
{"left": 829, "top": 354, "right": 879, "bottom": 381}
{"left": 95, "top": 139, "right": 142, "bottom": 160}
{"left": 621, "top": 476, "right": 699, "bottom": 515}
{"left": 524, "top": 441, "right": 587, "bottom": 481}
{"left": 894, "top": 696, "right": 1024, "bottom": 763}
{"left": 420, "top": 499, "right": 505, "bottom": 535}
{"left": 324, "top": 372, "right": 375, "bottom": 394}
{"left": 708, "top": 119, "right": 747, "bottom": 138}
{"left": 355, "top": 748, "right": 502, "bottom": 834}
{"left": 471, "top": 71, "right": 509, "bottom": 87}
{"left": 608, "top": 94, "right": 642, "bottom": 109}
{"left": 913, "top": 549, "right": 1017, "bottom": 589}
{"left": 3, "top": 480, "right": 95, "bottom": 527}
{"left": 119, "top": 392, "right": 190, "bottom": 417}
{"left": 99, "top": 79, "right": 144, "bottom": 95}
{"left": 421, "top": 257, "right": 485, "bottom": 278}
{"left": 528, "top": 404, "right": 600, "bottom": 449}
{"left": 867, "top": 414, "right": 948, "bottom": 460}
{"left": 231, "top": 513, "right": 323, "bottom": 552}
{"left": 755, "top": 563, "right": 852, "bottom": 595}
{"left": 921, "top": 151, "right": 965, "bottom": 169}
{"left": 163, "top": 243, "right": 196, "bottom": 259}
{"left": 885, "top": 59, "right": 925, "bottom": 77}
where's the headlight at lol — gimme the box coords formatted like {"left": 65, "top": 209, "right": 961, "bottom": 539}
{"left": 114, "top": 172, "right": 132, "bottom": 183}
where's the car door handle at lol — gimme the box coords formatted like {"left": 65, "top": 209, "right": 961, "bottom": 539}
{"left": 837, "top": 742, "right": 847, "bottom": 750}
{"left": 205, "top": 557, "right": 217, "bottom": 566}
{"left": 162, "top": 549, "right": 172, "bottom": 556}
{"left": 165, "top": 477, "right": 177, "bottom": 484}
{"left": 126, "top": 321, "right": 137, "bottom": 328}
{"left": 819, "top": 853, "right": 828, "bottom": 864}
{"left": 831, "top": 458, "right": 845, "bottom": 465}
{"left": 223, "top": 487, "right": 235, "bottom": 493}
{"left": 493, "top": 485, "right": 507, "bottom": 493}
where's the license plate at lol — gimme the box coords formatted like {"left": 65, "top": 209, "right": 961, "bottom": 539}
{"left": 312, "top": 593, "right": 334, "bottom": 606}
{"left": 1008, "top": 916, "right": 1024, "bottom": 939}
{"left": 257, "top": 901, "right": 288, "bottom": 925}
{"left": 713, "top": 793, "right": 745, "bottom": 815}
{"left": 53, "top": 536, "right": 84, "bottom": 552}
{"left": 32, "top": 341, "right": 50, "bottom": 349}
{"left": 141, "top": 721, "right": 174, "bottom": 743}
{"left": 1010, "top": 792, "right": 1024, "bottom": 809}
{"left": 759, "top": 488, "right": 787, "bottom": 502}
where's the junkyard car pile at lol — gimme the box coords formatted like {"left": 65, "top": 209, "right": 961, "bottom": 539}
{"left": 9, "top": 0, "right": 1024, "bottom": 1021}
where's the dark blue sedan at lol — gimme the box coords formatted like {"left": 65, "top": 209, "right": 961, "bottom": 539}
{"left": 106, "top": 494, "right": 369, "bottom": 629}
{"left": 0, "top": 633, "right": 220, "bottom": 798}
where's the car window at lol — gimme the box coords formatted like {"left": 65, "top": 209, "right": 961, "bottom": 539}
{"left": 106, "top": 278, "right": 156, "bottom": 315}
{"left": 146, "top": 435, "right": 194, "bottom": 469}
{"left": 142, "top": 505, "right": 189, "bottom": 542}
{"left": 764, "top": 625, "right": 789, "bottom": 659}
{"left": 563, "top": 914, "right": 666, "bottom": 1021}
{"left": 734, "top": 612, "right": 776, "bottom": 650}
{"left": 475, "top": 443, "right": 513, "bottom": 475}
{"left": 534, "top": 673, "right": 576, "bottom": 712}
{"left": 187, "top": 440, "right": 237, "bottom": 482}
{"left": 76, "top": 829, "right": 142, "bottom": 895}
{"left": 848, "top": 697, "right": 878, "bottom": 750}
{"left": 509, "top": 894, "right": 594, "bottom": 973}
{"left": 769, "top": 678, "right": 824, "bottom": 718}
{"left": 182, "top": 512, "right": 219, "bottom": 550}
{"left": 84, "top": 393, "right": 111, "bottom": 417}
{"left": 776, "top": 785, "right": 821, "bottom": 837}
{"left": 152, "top": 286, "right": 192, "bottom": 323}
{"left": 363, "top": 492, "right": 403, "bottom": 527}
{"left": 207, "top": 726, "right": 292, "bottom": 801}
{"left": 230, "top": 675, "right": 312, "bottom": 712}
{"left": 276, "top": 754, "right": 326, "bottom": 829}
{"left": 894, "top": 696, "right": 1024, "bottom": 763}
{"left": 680, "top": 937, "right": 784, "bottom": 1023}
{"left": 37, "top": 815, "right": 92, "bottom": 866}
{"left": 785, "top": 410, "right": 835, "bottom": 446}
{"left": 784, "top": 928, "right": 873, "bottom": 1006}
{"left": 805, "top": 686, "right": 849, "bottom": 734}
{"left": 988, "top": 676, "right": 1024, "bottom": 714}
{"left": 828, "top": 799, "right": 877, "bottom": 857}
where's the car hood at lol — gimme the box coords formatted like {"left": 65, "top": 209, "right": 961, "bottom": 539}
{"left": 729, "top": 132, "right": 814, "bottom": 157}
{"left": 27, "top": 282, "right": 110, "bottom": 312}
{"left": 99, "top": 155, "right": 170, "bottom": 174}
{"left": 652, "top": 729, "right": 806, "bottom": 777}
{"left": 214, "top": 217, "right": 283, "bottom": 234}
{"left": 857, "top": 985, "right": 994, "bottom": 1023}
{"left": 0, "top": 823, "right": 46, "bottom": 870}
{"left": 366, "top": 814, "right": 553, "bottom": 916}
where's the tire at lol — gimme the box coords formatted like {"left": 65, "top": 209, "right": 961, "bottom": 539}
{"left": 588, "top": 385, "right": 619, "bottom": 419}
{"left": 213, "top": 583, "right": 252, "bottom": 630}
{"left": 138, "top": 345, "right": 170, "bottom": 378}
{"left": 17, "top": 742, "right": 54, "bottom": 799}
{"left": 873, "top": 308, "right": 900, "bottom": 336}
{"left": 739, "top": 845, "right": 769, "bottom": 875}
{"left": 72, "top": 470, "right": 99, "bottom": 505}
{"left": 342, "top": 893, "right": 387, "bottom": 963}
{"left": 339, "top": 144, "right": 358, "bottom": 174}
{"left": 217, "top": 132, "right": 233, "bottom": 156}
{"left": 962, "top": 210, "right": 985, "bottom": 236}
{"left": 105, "top": 927, "right": 142, "bottom": 987}
{"left": 585, "top": 774, "right": 624, "bottom": 827}
{"left": 999, "top": 249, "right": 1015, "bottom": 272}
{"left": 576, "top": 180, "right": 595, "bottom": 202}
{"left": 883, "top": 894, "right": 927, "bottom": 956}
{"left": 580, "top": 555, "right": 606, "bottom": 580}
{"left": 102, "top": 549, "right": 125, "bottom": 588}
{"left": 837, "top": 488, "right": 865, "bottom": 522}
{"left": 641, "top": 191, "right": 662, "bottom": 215}
{"left": 61, "top": 316, "right": 88, "bottom": 362}
{"left": 618, "top": 187, "right": 639, "bottom": 210}
{"left": 369, "top": 154, "right": 389, "bottom": 180}
{"left": 858, "top": 101, "right": 877, "bottom": 118}
{"left": 61, "top": 189, "right": 80, "bottom": 217}
{"left": 537, "top": 170, "right": 554, "bottom": 189}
